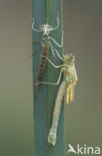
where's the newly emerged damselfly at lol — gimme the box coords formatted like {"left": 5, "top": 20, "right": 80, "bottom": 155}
{"left": 36, "top": 53, "right": 78, "bottom": 146}
{"left": 32, "top": 15, "right": 63, "bottom": 91}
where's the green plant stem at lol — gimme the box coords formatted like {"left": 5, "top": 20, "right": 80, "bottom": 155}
{"left": 32, "top": 0, "right": 66, "bottom": 155}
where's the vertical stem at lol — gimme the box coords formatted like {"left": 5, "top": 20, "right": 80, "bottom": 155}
{"left": 32, "top": 0, "right": 66, "bottom": 156}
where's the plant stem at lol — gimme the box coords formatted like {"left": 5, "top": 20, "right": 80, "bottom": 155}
{"left": 32, "top": 0, "right": 66, "bottom": 155}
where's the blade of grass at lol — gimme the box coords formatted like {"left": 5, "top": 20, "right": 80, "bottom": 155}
{"left": 32, "top": 0, "right": 66, "bottom": 155}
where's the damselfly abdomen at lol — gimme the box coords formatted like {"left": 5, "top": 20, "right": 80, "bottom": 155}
{"left": 36, "top": 42, "right": 50, "bottom": 91}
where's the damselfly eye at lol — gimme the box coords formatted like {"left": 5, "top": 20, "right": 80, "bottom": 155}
{"left": 69, "top": 53, "right": 75, "bottom": 61}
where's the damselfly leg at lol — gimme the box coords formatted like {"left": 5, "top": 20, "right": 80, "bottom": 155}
{"left": 32, "top": 18, "right": 41, "bottom": 32}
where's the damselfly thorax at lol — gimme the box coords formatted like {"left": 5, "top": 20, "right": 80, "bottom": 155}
{"left": 64, "top": 63, "right": 78, "bottom": 84}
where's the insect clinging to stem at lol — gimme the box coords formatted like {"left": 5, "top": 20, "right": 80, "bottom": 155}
{"left": 32, "top": 14, "right": 63, "bottom": 91}
{"left": 36, "top": 53, "right": 78, "bottom": 146}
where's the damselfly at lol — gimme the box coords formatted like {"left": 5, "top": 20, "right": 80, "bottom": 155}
{"left": 32, "top": 15, "right": 63, "bottom": 91}
{"left": 36, "top": 53, "right": 78, "bottom": 146}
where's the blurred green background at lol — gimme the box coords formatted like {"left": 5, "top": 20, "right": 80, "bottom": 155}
{"left": 0, "top": 0, "right": 102, "bottom": 156}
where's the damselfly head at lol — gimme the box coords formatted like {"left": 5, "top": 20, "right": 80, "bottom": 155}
{"left": 40, "top": 24, "right": 52, "bottom": 36}
{"left": 63, "top": 54, "right": 75, "bottom": 65}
